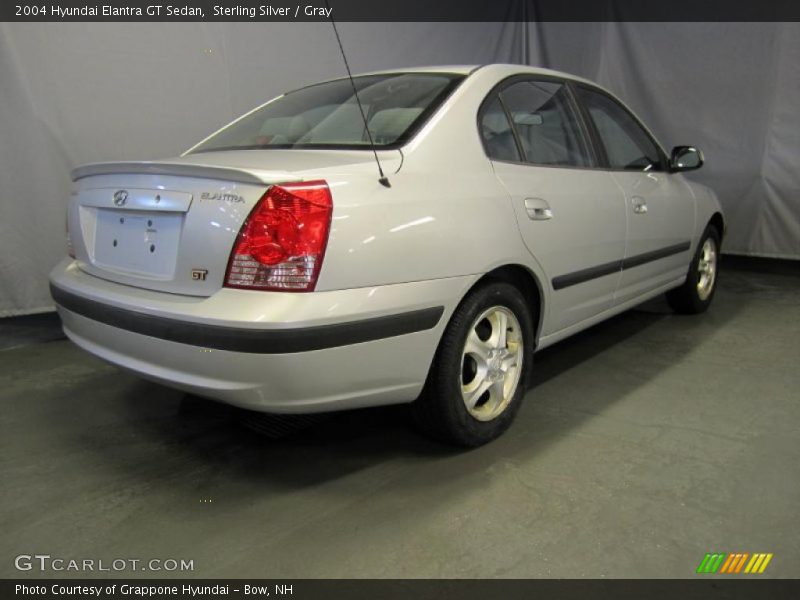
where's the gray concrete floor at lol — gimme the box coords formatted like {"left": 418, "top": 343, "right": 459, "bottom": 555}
{"left": 1, "top": 263, "right": 798, "bottom": 579}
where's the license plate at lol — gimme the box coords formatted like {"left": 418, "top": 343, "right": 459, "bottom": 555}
{"left": 93, "top": 209, "right": 183, "bottom": 278}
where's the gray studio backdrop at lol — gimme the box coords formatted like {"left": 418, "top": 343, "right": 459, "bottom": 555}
{"left": 1, "top": 22, "right": 797, "bottom": 316}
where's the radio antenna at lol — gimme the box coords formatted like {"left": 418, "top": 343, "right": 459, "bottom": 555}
{"left": 323, "top": 0, "right": 391, "bottom": 188}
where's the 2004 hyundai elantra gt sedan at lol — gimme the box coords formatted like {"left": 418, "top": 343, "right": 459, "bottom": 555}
{"left": 50, "top": 64, "right": 724, "bottom": 446}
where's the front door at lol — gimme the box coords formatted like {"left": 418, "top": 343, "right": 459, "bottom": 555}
{"left": 574, "top": 85, "right": 694, "bottom": 304}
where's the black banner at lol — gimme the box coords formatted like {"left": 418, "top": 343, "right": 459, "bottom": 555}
{"left": 4, "top": 579, "right": 800, "bottom": 600}
{"left": 4, "top": 0, "right": 800, "bottom": 22}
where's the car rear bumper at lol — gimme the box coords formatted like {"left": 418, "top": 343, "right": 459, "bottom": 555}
{"left": 50, "top": 259, "right": 472, "bottom": 412}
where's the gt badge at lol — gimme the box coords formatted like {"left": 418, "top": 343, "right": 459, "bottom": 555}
{"left": 191, "top": 269, "right": 208, "bottom": 281}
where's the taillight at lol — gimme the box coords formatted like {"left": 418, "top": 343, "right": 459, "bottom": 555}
{"left": 224, "top": 180, "right": 332, "bottom": 292}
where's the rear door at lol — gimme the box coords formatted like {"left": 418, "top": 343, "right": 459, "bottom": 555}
{"left": 481, "top": 77, "right": 627, "bottom": 335}
{"left": 573, "top": 85, "right": 695, "bottom": 304}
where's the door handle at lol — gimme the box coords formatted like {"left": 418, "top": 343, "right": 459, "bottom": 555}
{"left": 632, "top": 197, "right": 648, "bottom": 214}
{"left": 524, "top": 198, "right": 553, "bottom": 221}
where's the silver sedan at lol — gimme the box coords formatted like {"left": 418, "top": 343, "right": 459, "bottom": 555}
{"left": 50, "top": 64, "right": 724, "bottom": 446}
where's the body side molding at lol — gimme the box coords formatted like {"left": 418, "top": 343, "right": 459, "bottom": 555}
{"left": 552, "top": 241, "right": 691, "bottom": 291}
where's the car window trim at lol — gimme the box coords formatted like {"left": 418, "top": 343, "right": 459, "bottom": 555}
{"left": 565, "top": 81, "right": 609, "bottom": 169}
{"left": 497, "top": 94, "right": 526, "bottom": 163}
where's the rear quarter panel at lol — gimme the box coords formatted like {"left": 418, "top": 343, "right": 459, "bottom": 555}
{"left": 312, "top": 66, "right": 552, "bottom": 340}
{"left": 314, "top": 166, "right": 533, "bottom": 292}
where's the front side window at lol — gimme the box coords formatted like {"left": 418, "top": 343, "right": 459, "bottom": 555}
{"left": 497, "top": 80, "right": 592, "bottom": 168}
{"left": 575, "top": 86, "right": 663, "bottom": 171}
{"left": 190, "top": 73, "right": 463, "bottom": 153}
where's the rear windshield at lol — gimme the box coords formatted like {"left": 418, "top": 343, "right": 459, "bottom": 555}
{"left": 189, "top": 73, "right": 464, "bottom": 153}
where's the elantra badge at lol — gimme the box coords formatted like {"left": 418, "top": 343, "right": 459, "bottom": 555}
{"left": 200, "top": 192, "right": 244, "bottom": 203}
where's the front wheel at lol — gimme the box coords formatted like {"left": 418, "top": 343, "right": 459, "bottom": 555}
{"left": 666, "top": 226, "right": 721, "bottom": 314}
{"left": 411, "top": 282, "right": 534, "bottom": 447}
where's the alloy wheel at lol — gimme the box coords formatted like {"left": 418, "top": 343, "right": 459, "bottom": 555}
{"left": 460, "top": 306, "right": 524, "bottom": 422}
{"left": 697, "top": 237, "right": 718, "bottom": 301}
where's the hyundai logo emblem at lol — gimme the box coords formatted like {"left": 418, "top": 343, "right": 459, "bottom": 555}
{"left": 113, "top": 190, "right": 129, "bottom": 207}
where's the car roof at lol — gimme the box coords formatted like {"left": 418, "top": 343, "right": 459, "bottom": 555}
{"left": 361, "top": 65, "right": 480, "bottom": 76}
{"left": 360, "top": 64, "right": 598, "bottom": 86}
{"left": 300, "top": 64, "right": 604, "bottom": 100}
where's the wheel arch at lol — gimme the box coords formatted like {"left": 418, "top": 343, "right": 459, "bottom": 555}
{"left": 468, "top": 264, "right": 545, "bottom": 348}
{"left": 708, "top": 212, "right": 726, "bottom": 244}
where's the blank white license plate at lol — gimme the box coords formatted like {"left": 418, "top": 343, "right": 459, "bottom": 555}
{"left": 93, "top": 209, "right": 183, "bottom": 278}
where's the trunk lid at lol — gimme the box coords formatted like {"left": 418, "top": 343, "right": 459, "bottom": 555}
{"left": 68, "top": 150, "right": 400, "bottom": 296}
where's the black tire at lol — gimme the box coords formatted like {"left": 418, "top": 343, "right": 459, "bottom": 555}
{"left": 411, "top": 282, "right": 535, "bottom": 447}
{"left": 666, "top": 225, "right": 721, "bottom": 314}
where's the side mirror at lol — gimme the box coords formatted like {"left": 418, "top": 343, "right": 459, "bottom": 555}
{"left": 670, "top": 146, "right": 704, "bottom": 172}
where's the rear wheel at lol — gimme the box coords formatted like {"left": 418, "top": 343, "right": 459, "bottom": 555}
{"left": 412, "top": 282, "right": 534, "bottom": 447}
{"left": 666, "top": 226, "right": 720, "bottom": 314}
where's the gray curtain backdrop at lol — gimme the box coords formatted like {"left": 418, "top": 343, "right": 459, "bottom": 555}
{"left": 1, "top": 22, "right": 797, "bottom": 316}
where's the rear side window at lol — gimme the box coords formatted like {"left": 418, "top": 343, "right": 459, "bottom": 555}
{"left": 575, "top": 86, "right": 663, "bottom": 171}
{"left": 497, "top": 80, "right": 592, "bottom": 168}
{"left": 480, "top": 96, "right": 522, "bottom": 162}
